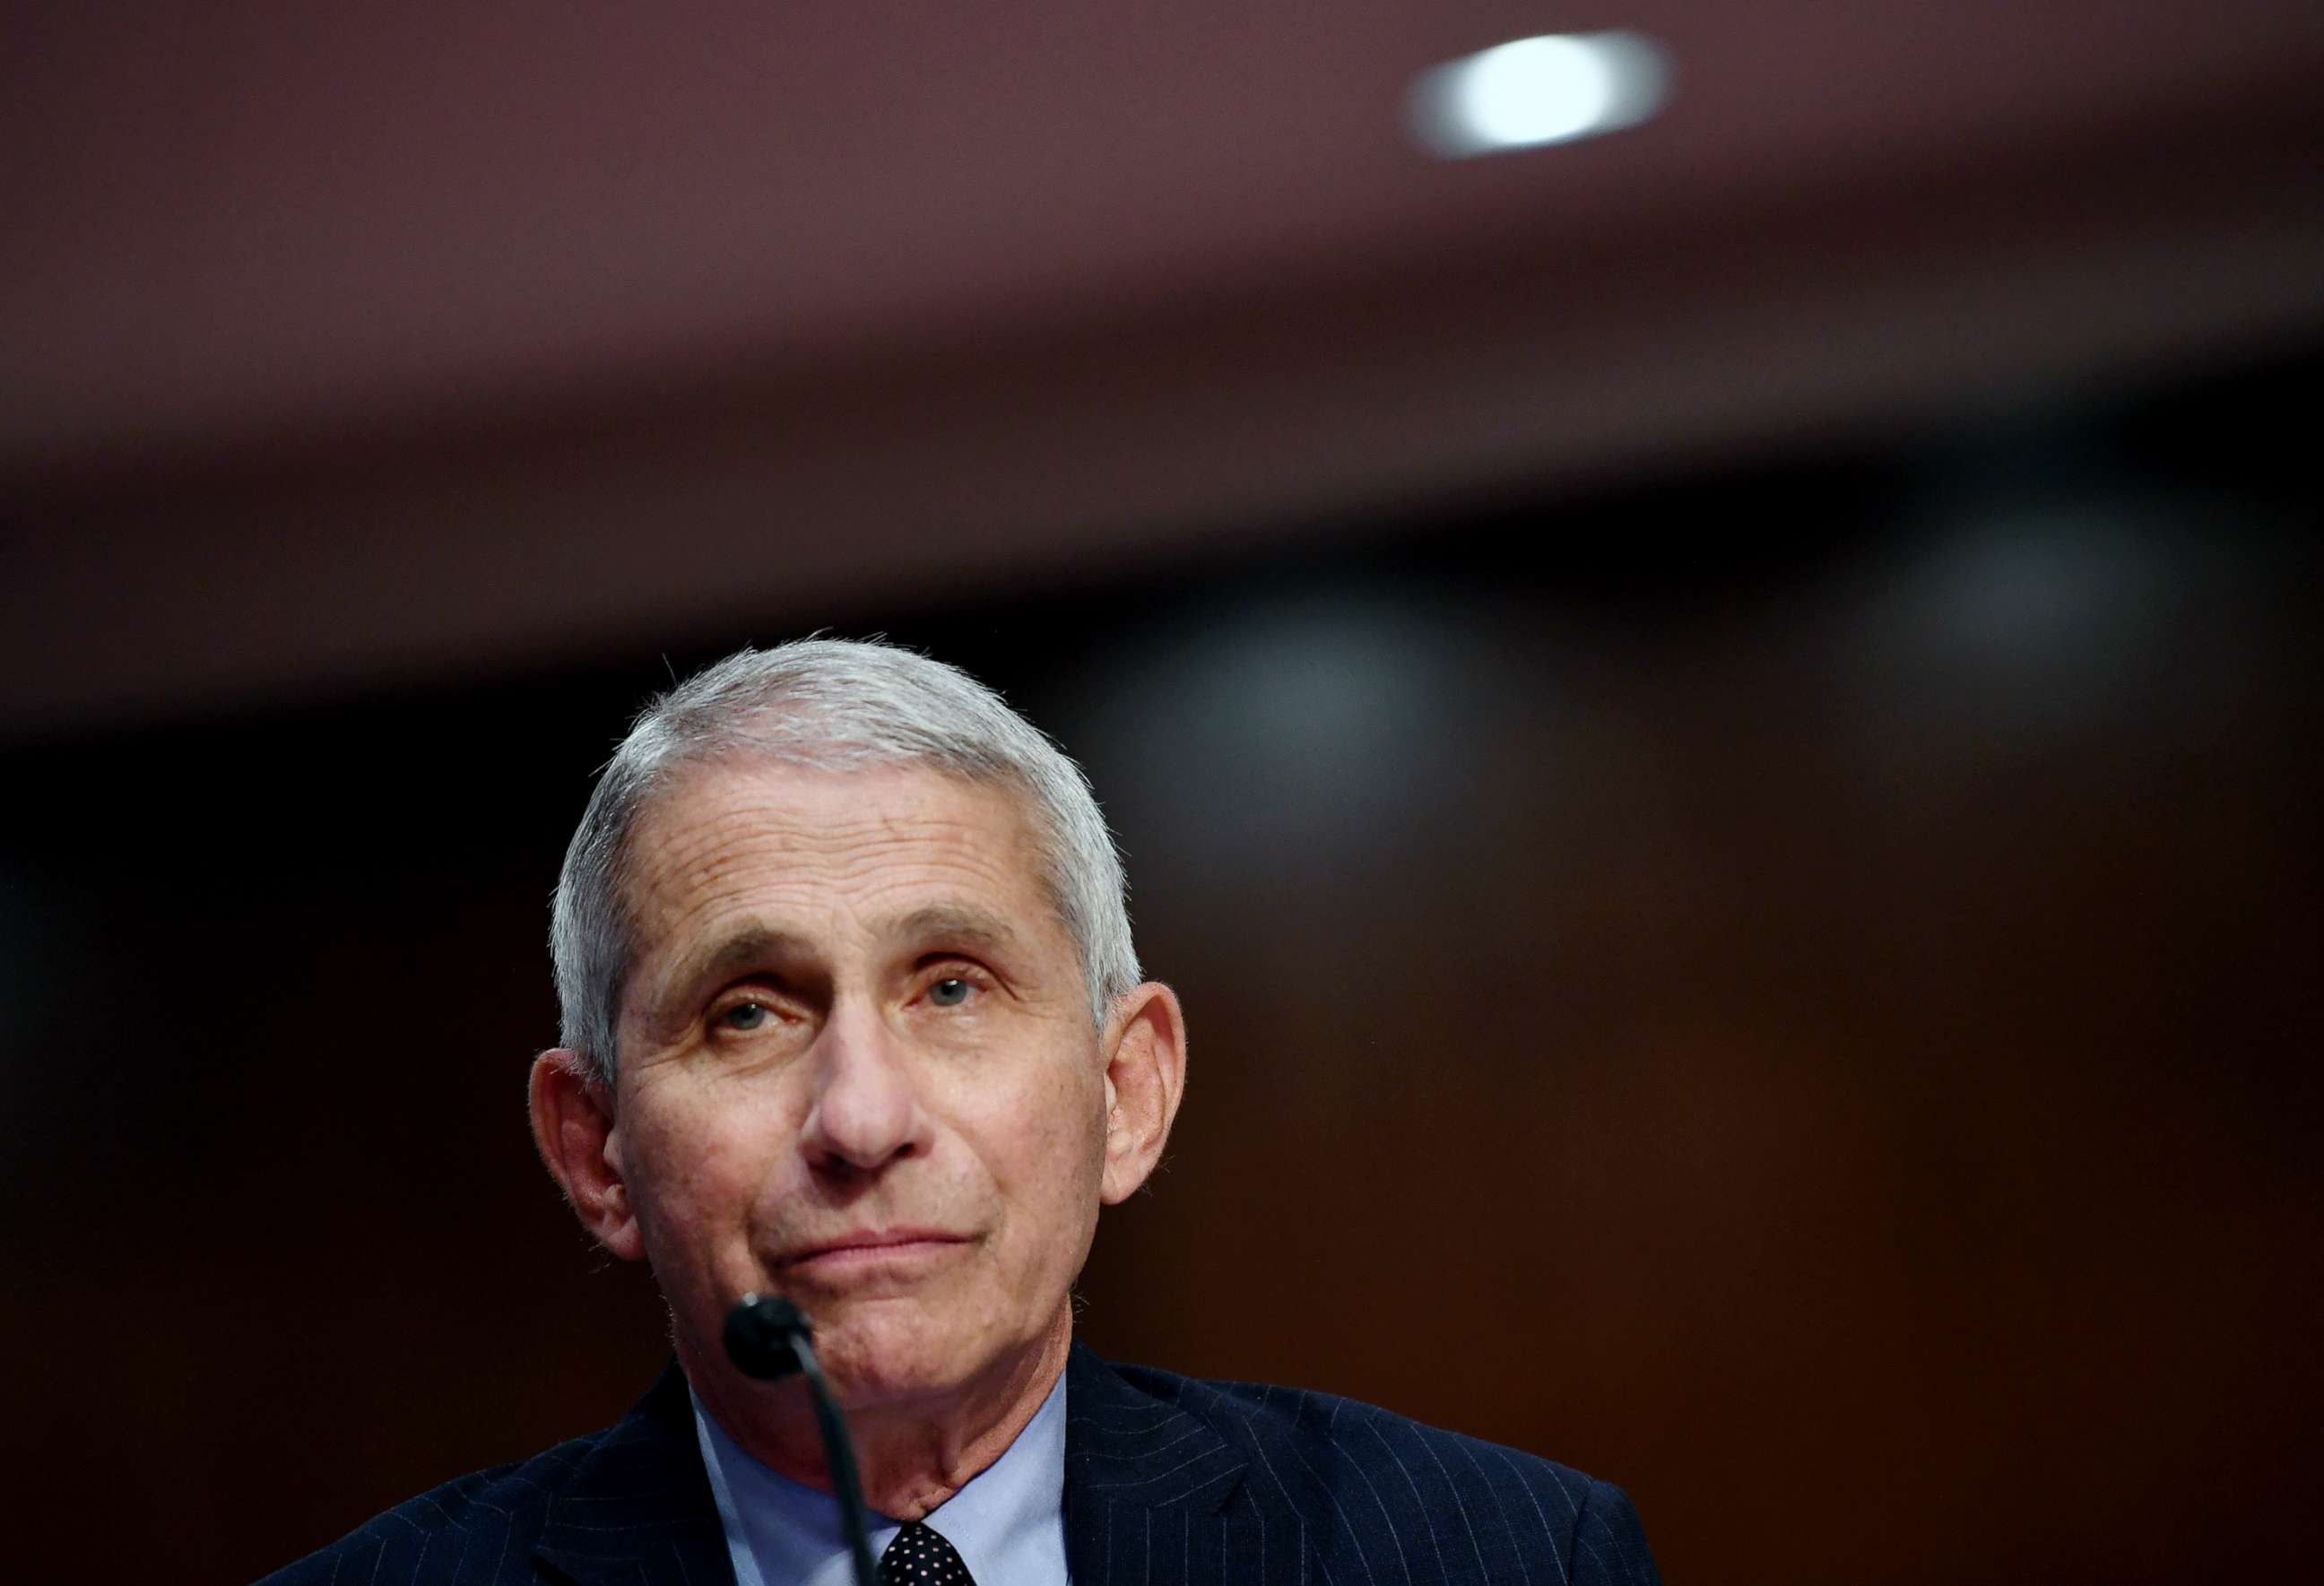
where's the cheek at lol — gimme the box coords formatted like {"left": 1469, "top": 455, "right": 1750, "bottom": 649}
{"left": 988, "top": 1057, "right": 1109, "bottom": 1228}
{"left": 624, "top": 1088, "right": 785, "bottom": 1248}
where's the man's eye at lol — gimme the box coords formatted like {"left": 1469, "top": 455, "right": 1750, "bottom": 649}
{"left": 928, "top": 976, "right": 973, "bottom": 1008}
{"left": 719, "top": 1001, "right": 771, "bottom": 1031}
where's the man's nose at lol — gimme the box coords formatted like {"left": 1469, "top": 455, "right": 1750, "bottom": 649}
{"left": 799, "top": 1000, "right": 930, "bottom": 1174}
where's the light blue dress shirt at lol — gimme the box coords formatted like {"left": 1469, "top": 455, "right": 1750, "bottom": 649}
{"left": 691, "top": 1367, "right": 1071, "bottom": 1586}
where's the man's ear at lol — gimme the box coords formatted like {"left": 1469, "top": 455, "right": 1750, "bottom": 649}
{"left": 529, "top": 1048, "right": 646, "bottom": 1261}
{"left": 1097, "top": 983, "right": 1187, "bottom": 1205}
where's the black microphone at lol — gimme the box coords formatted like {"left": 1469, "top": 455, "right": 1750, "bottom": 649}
{"left": 722, "top": 1292, "right": 811, "bottom": 1380}
{"left": 722, "top": 1294, "right": 879, "bottom": 1586}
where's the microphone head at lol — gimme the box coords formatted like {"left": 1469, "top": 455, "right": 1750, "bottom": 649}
{"left": 723, "top": 1292, "right": 811, "bottom": 1381}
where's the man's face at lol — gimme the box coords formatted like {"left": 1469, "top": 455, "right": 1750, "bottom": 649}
{"left": 603, "top": 758, "right": 1112, "bottom": 1410}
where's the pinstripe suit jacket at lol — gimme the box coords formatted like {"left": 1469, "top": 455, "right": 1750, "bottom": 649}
{"left": 261, "top": 1343, "right": 1660, "bottom": 1585}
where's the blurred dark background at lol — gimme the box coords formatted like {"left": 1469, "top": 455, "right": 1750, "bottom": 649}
{"left": 4, "top": 4, "right": 2321, "bottom": 1583}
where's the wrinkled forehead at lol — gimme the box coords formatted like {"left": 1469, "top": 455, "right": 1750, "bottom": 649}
{"left": 615, "top": 751, "right": 1062, "bottom": 958}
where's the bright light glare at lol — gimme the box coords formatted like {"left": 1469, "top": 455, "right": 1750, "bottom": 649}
{"left": 1409, "top": 32, "right": 1670, "bottom": 158}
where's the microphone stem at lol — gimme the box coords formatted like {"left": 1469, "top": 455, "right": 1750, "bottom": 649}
{"left": 793, "top": 1336, "right": 879, "bottom": 1586}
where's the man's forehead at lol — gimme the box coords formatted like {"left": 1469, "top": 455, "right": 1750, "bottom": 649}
{"left": 646, "top": 753, "right": 1028, "bottom": 826}
{"left": 620, "top": 756, "right": 1056, "bottom": 945}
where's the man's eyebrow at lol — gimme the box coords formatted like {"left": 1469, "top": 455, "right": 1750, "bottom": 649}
{"left": 888, "top": 905, "right": 1023, "bottom": 951}
{"left": 651, "top": 926, "right": 807, "bottom": 1014}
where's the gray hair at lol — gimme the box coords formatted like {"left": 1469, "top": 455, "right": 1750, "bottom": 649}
{"left": 550, "top": 637, "right": 1141, "bottom": 1085}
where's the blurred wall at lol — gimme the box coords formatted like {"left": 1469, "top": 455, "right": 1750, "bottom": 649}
{"left": 1, "top": 359, "right": 2318, "bottom": 1583}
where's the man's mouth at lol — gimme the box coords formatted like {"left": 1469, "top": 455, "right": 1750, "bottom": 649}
{"left": 776, "top": 1229, "right": 974, "bottom": 1271}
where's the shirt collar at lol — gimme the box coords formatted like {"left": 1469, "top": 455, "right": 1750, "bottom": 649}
{"left": 692, "top": 1366, "right": 1070, "bottom": 1586}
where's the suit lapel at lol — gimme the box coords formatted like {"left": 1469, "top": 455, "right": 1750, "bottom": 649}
{"left": 533, "top": 1364, "right": 733, "bottom": 1586}
{"left": 530, "top": 1348, "right": 1302, "bottom": 1586}
{"left": 1065, "top": 1343, "right": 1307, "bottom": 1586}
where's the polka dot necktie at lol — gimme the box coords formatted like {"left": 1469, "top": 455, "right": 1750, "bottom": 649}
{"left": 878, "top": 1520, "right": 976, "bottom": 1586}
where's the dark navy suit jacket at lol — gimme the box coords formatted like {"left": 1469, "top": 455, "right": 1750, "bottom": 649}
{"left": 261, "top": 1344, "right": 1661, "bottom": 1585}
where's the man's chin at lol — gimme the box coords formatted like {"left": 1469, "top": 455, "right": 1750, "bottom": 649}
{"left": 796, "top": 1296, "right": 1058, "bottom": 1418}
{"left": 812, "top": 1321, "right": 978, "bottom": 1410}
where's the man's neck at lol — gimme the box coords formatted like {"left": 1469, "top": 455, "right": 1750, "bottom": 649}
{"left": 685, "top": 1307, "right": 1073, "bottom": 1520}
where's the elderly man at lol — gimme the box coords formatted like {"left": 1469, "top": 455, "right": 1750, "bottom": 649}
{"left": 267, "top": 638, "right": 1661, "bottom": 1586}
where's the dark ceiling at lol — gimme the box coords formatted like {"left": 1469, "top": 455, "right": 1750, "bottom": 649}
{"left": 4, "top": 2, "right": 2320, "bottom": 735}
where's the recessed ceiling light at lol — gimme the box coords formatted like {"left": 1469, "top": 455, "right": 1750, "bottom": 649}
{"left": 1409, "top": 32, "right": 1671, "bottom": 158}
